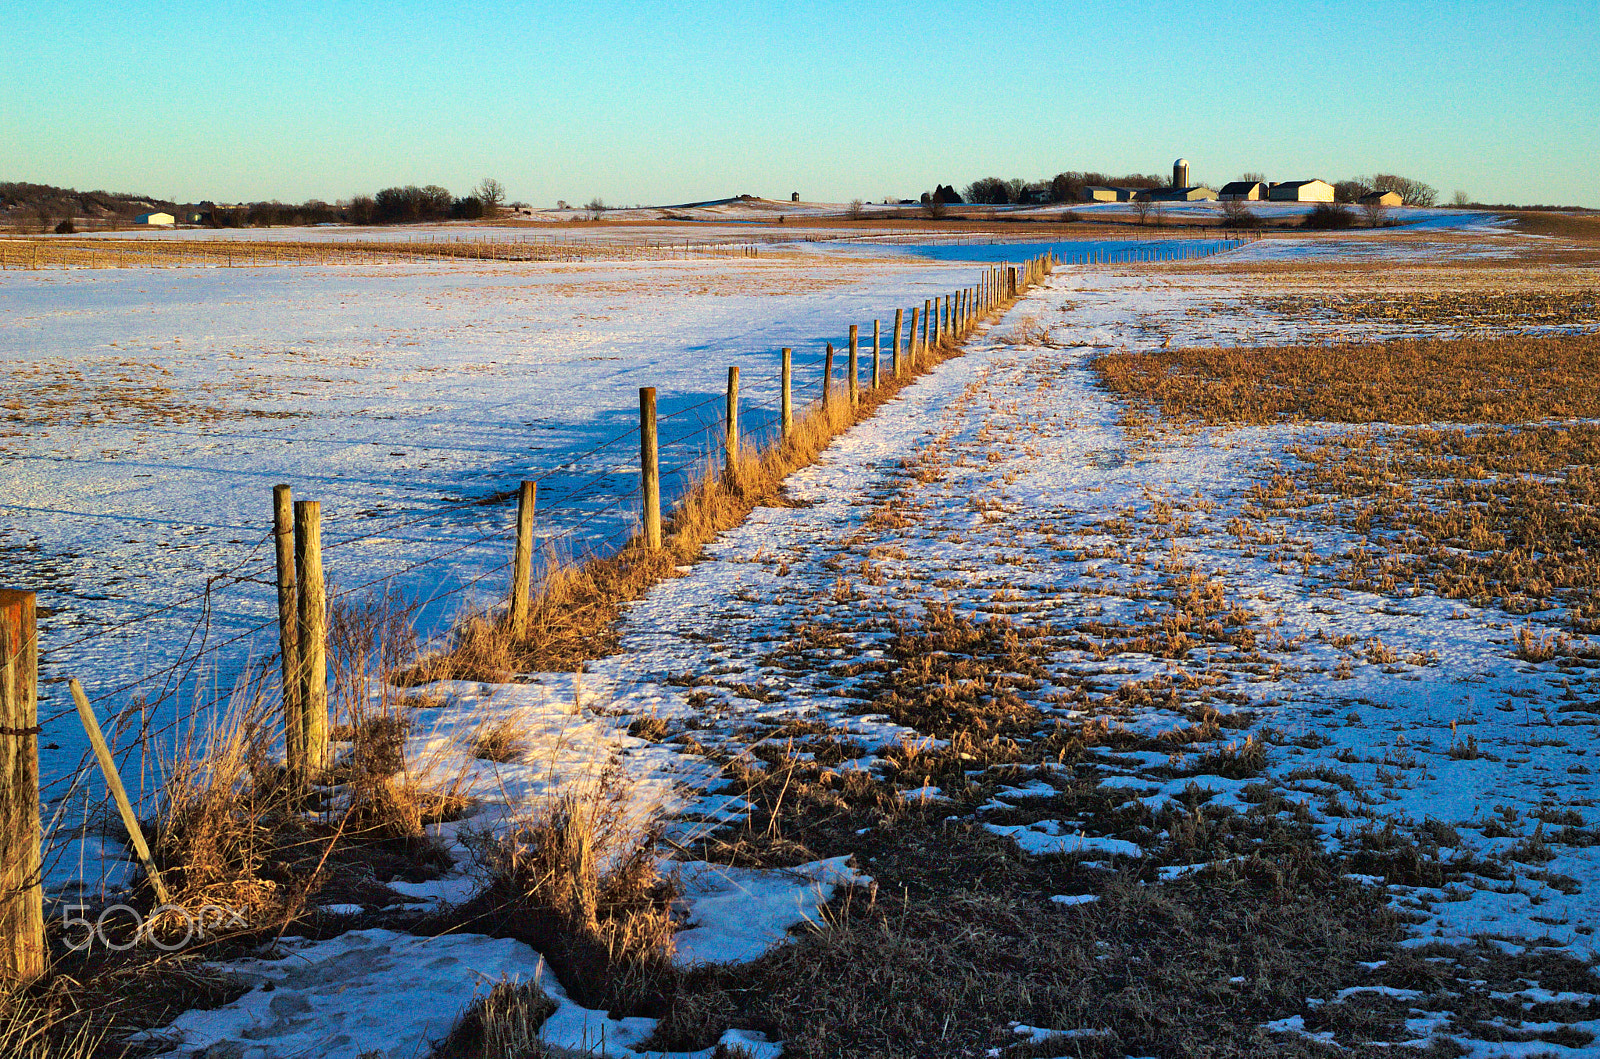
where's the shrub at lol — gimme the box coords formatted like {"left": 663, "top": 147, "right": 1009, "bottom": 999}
{"left": 1303, "top": 201, "right": 1355, "bottom": 229}
{"left": 53, "top": 219, "right": 75, "bottom": 234}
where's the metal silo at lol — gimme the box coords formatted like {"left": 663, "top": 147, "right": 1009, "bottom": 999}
{"left": 1173, "top": 158, "right": 1190, "bottom": 188}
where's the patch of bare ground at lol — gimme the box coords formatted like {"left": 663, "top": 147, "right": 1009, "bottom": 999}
{"left": 1094, "top": 332, "right": 1600, "bottom": 425}
{"left": 1254, "top": 289, "right": 1600, "bottom": 333}
{"left": 1280, "top": 425, "right": 1600, "bottom": 630}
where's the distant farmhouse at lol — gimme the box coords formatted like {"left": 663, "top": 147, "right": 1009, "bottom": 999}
{"left": 1267, "top": 179, "right": 1335, "bottom": 203}
{"left": 134, "top": 211, "right": 174, "bottom": 225}
{"left": 1361, "top": 189, "right": 1402, "bottom": 207}
{"left": 1219, "top": 181, "right": 1267, "bottom": 201}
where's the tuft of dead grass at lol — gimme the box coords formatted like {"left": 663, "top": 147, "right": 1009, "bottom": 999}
{"left": 430, "top": 977, "right": 558, "bottom": 1059}
{"left": 476, "top": 757, "right": 677, "bottom": 1011}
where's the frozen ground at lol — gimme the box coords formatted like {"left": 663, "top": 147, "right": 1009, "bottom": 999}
{"left": 2, "top": 252, "right": 1004, "bottom": 783}
{"left": 44, "top": 215, "right": 1600, "bottom": 1055}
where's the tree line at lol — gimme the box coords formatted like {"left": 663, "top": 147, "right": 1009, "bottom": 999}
{"left": 930, "top": 170, "right": 1439, "bottom": 208}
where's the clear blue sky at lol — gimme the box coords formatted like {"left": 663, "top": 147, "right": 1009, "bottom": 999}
{"left": 4, "top": 0, "right": 1596, "bottom": 207}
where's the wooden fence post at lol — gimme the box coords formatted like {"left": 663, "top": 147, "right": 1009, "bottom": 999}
{"left": 272, "top": 485, "right": 302, "bottom": 774}
{"left": 68, "top": 679, "right": 169, "bottom": 904}
{"left": 780, "top": 348, "right": 793, "bottom": 440}
{"left": 0, "top": 589, "right": 43, "bottom": 985}
{"left": 872, "top": 320, "right": 881, "bottom": 389}
{"left": 921, "top": 301, "right": 931, "bottom": 359}
{"left": 823, "top": 343, "right": 834, "bottom": 409}
{"left": 892, "top": 308, "right": 903, "bottom": 377}
{"left": 640, "top": 387, "right": 661, "bottom": 549}
{"left": 848, "top": 325, "right": 859, "bottom": 406}
{"left": 725, "top": 365, "right": 740, "bottom": 477}
{"left": 510, "top": 480, "right": 536, "bottom": 636}
{"left": 293, "top": 501, "right": 328, "bottom": 780}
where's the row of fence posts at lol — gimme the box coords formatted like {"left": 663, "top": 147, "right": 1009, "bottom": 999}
{"left": 0, "top": 253, "right": 1052, "bottom": 984}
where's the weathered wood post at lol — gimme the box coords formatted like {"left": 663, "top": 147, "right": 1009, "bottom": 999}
{"left": 823, "top": 343, "right": 835, "bottom": 409}
{"left": 847, "top": 325, "right": 859, "bottom": 407}
{"left": 921, "top": 300, "right": 931, "bottom": 359}
{"left": 510, "top": 480, "right": 537, "bottom": 636}
{"left": 780, "top": 348, "right": 793, "bottom": 441}
{"left": 293, "top": 501, "right": 328, "bottom": 780}
{"left": 892, "top": 308, "right": 903, "bottom": 376}
{"left": 725, "top": 365, "right": 740, "bottom": 478}
{"left": 0, "top": 589, "right": 43, "bottom": 985}
{"left": 272, "top": 485, "right": 302, "bottom": 773}
{"left": 871, "top": 319, "right": 881, "bottom": 389}
{"left": 908, "top": 307, "right": 920, "bottom": 369}
{"left": 68, "top": 679, "right": 169, "bottom": 904}
{"left": 640, "top": 387, "right": 661, "bottom": 549}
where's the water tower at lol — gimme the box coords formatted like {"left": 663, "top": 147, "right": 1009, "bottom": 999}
{"left": 1172, "top": 158, "right": 1190, "bottom": 189}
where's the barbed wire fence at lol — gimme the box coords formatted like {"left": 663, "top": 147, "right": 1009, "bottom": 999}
{"left": 0, "top": 242, "right": 1251, "bottom": 980}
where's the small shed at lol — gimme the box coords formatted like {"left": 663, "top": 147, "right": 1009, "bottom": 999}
{"left": 1218, "top": 181, "right": 1266, "bottom": 201}
{"left": 134, "top": 212, "right": 175, "bottom": 225}
{"left": 791, "top": 192, "right": 800, "bottom": 202}
{"left": 1360, "top": 190, "right": 1403, "bottom": 207}
{"left": 1267, "top": 180, "right": 1335, "bottom": 203}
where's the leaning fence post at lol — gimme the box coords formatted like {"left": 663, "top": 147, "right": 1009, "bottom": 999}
{"left": 68, "top": 679, "right": 169, "bottom": 904}
{"left": 892, "top": 308, "right": 903, "bottom": 376}
{"left": 725, "top": 366, "right": 740, "bottom": 478}
{"left": 848, "top": 325, "right": 860, "bottom": 406}
{"left": 640, "top": 387, "right": 661, "bottom": 549}
{"left": 780, "top": 348, "right": 793, "bottom": 440}
{"left": 920, "top": 301, "right": 930, "bottom": 361}
{"left": 823, "top": 343, "right": 835, "bottom": 409}
{"left": 0, "top": 588, "right": 43, "bottom": 985}
{"left": 293, "top": 501, "right": 328, "bottom": 780}
{"left": 272, "top": 485, "right": 302, "bottom": 774}
{"left": 510, "top": 480, "right": 537, "bottom": 636}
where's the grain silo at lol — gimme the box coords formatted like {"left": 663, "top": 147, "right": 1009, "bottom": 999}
{"left": 1172, "top": 158, "right": 1190, "bottom": 189}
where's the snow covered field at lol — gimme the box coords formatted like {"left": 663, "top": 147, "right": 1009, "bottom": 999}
{"left": 2, "top": 252, "right": 1002, "bottom": 776}
{"left": 21, "top": 215, "right": 1600, "bottom": 1056}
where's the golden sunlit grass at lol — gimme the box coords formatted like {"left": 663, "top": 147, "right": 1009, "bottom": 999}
{"left": 1093, "top": 332, "right": 1600, "bottom": 425}
{"left": 415, "top": 280, "right": 1036, "bottom": 681}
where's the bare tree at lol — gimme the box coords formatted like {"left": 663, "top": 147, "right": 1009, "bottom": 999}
{"left": 585, "top": 197, "right": 605, "bottom": 221}
{"left": 847, "top": 199, "right": 865, "bottom": 220}
{"left": 1453, "top": 189, "right": 1470, "bottom": 207}
{"left": 1130, "top": 197, "right": 1154, "bottom": 225}
{"left": 1221, "top": 198, "right": 1260, "bottom": 228}
{"left": 1361, "top": 200, "right": 1390, "bottom": 228}
{"left": 474, "top": 178, "right": 506, "bottom": 215}
{"left": 33, "top": 201, "right": 53, "bottom": 233}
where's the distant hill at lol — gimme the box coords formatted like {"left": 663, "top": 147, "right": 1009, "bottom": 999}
{"left": 0, "top": 181, "right": 178, "bottom": 229}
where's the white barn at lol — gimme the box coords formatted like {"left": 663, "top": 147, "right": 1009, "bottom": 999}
{"left": 134, "top": 212, "right": 175, "bottom": 225}
{"left": 1266, "top": 180, "right": 1335, "bottom": 203}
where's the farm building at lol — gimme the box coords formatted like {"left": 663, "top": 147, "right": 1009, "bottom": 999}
{"left": 1138, "top": 186, "right": 1219, "bottom": 202}
{"left": 1219, "top": 181, "right": 1266, "bottom": 201}
{"left": 1080, "top": 186, "right": 1137, "bottom": 202}
{"left": 1360, "top": 189, "right": 1403, "bottom": 207}
{"left": 134, "top": 212, "right": 175, "bottom": 225}
{"left": 1267, "top": 180, "right": 1335, "bottom": 203}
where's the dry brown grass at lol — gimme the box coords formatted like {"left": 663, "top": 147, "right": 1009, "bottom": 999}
{"left": 416, "top": 261, "right": 1051, "bottom": 681}
{"left": 1094, "top": 332, "right": 1600, "bottom": 425}
{"left": 1285, "top": 425, "right": 1600, "bottom": 627}
{"left": 1255, "top": 289, "right": 1599, "bottom": 333}
{"left": 431, "top": 977, "right": 558, "bottom": 1059}
{"left": 475, "top": 759, "right": 677, "bottom": 1012}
